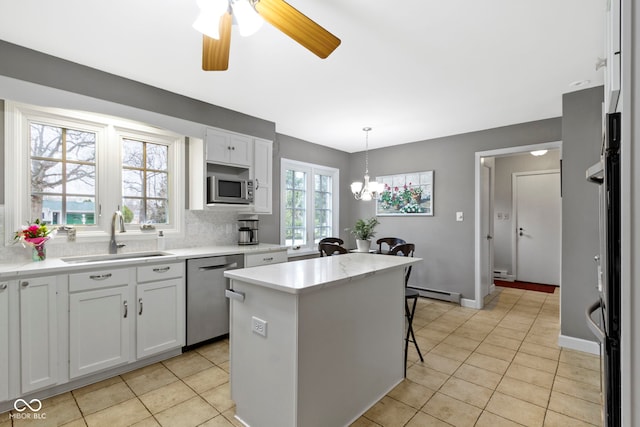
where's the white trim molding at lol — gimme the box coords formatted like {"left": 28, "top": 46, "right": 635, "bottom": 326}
{"left": 558, "top": 334, "right": 600, "bottom": 355}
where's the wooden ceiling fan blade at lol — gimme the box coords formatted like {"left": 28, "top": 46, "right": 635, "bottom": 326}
{"left": 202, "top": 12, "right": 232, "bottom": 71}
{"left": 254, "top": 0, "right": 341, "bottom": 59}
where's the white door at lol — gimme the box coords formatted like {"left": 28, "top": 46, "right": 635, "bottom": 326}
{"left": 514, "top": 171, "right": 561, "bottom": 285}
{"left": 480, "top": 161, "right": 495, "bottom": 297}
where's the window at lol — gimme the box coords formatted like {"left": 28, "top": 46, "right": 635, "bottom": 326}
{"left": 281, "top": 159, "right": 339, "bottom": 253}
{"left": 5, "top": 101, "right": 184, "bottom": 242}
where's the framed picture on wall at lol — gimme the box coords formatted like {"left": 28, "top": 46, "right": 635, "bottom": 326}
{"left": 375, "top": 171, "right": 434, "bottom": 216}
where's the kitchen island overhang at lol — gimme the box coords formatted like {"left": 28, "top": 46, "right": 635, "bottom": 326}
{"left": 224, "top": 253, "right": 421, "bottom": 427}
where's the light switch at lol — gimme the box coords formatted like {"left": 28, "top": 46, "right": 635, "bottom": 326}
{"left": 504, "top": 213, "right": 510, "bottom": 220}
{"left": 456, "top": 212, "right": 464, "bottom": 222}
{"left": 497, "top": 212, "right": 503, "bottom": 220}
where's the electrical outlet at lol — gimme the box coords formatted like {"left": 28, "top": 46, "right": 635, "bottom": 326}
{"left": 252, "top": 316, "right": 267, "bottom": 337}
{"left": 456, "top": 211, "right": 464, "bottom": 222}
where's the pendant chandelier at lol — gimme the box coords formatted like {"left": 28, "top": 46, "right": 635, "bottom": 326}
{"left": 350, "top": 127, "right": 383, "bottom": 201}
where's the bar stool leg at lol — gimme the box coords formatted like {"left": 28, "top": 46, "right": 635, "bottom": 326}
{"left": 404, "top": 296, "right": 423, "bottom": 377}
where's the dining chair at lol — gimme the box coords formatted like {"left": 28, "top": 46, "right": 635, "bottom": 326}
{"left": 388, "top": 243, "right": 424, "bottom": 376}
{"left": 376, "top": 237, "right": 407, "bottom": 254}
{"left": 319, "top": 243, "right": 348, "bottom": 257}
{"left": 318, "top": 237, "right": 344, "bottom": 257}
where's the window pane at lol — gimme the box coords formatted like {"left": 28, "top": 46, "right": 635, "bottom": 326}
{"left": 34, "top": 195, "right": 61, "bottom": 225}
{"left": 66, "top": 163, "right": 95, "bottom": 194}
{"left": 65, "top": 196, "right": 96, "bottom": 225}
{"left": 146, "top": 143, "right": 168, "bottom": 171}
{"left": 122, "top": 139, "right": 144, "bottom": 168}
{"left": 122, "top": 198, "right": 143, "bottom": 223}
{"left": 122, "top": 169, "right": 143, "bottom": 197}
{"left": 146, "top": 199, "right": 168, "bottom": 224}
{"left": 66, "top": 130, "right": 96, "bottom": 162}
{"left": 146, "top": 171, "right": 168, "bottom": 198}
{"left": 31, "top": 160, "right": 63, "bottom": 193}
{"left": 30, "top": 123, "right": 63, "bottom": 159}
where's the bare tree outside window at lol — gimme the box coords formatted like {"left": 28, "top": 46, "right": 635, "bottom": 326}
{"left": 30, "top": 123, "right": 96, "bottom": 225}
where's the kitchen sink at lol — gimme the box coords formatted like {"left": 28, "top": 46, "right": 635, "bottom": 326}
{"left": 61, "top": 251, "right": 172, "bottom": 264}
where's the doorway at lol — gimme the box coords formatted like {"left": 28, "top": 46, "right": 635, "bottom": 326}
{"left": 473, "top": 141, "right": 562, "bottom": 309}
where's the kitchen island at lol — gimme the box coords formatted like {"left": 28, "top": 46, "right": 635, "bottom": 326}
{"left": 224, "top": 253, "right": 421, "bottom": 427}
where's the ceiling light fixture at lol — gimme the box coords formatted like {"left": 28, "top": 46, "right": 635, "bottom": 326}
{"left": 530, "top": 150, "right": 548, "bottom": 156}
{"left": 193, "top": 0, "right": 263, "bottom": 39}
{"left": 351, "top": 127, "right": 383, "bottom": 201}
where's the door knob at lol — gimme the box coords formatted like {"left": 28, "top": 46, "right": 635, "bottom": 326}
{"left": 486, "top": 234, "right": 493, "bottom": 240}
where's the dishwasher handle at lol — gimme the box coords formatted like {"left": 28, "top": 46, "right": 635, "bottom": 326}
{"left": 585, "top": 300, "right": 606, "bottom": 344}
{"left": 199, "top": 262, "right": 238, "bottom": 271}
{"left": 225, "top": 289, "right": 245, "bottom": 302}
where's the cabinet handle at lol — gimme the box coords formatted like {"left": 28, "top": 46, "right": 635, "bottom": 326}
{"left": 152, "top": 266, "right": 170, "bottom": 273}
{"left": 139, "top": 298, "right": 143, "bottom": 315}
{"left": 227, "top": 146, "right": 232, "bottom": 150}
{"left": 255, "top": 178, "right": 260, "bottom": 190}
{"left": 0, "top": 283, "right": 7, "bottom": 290}
{"left": 123, "top": 301, "right": 128, "bottom": 318}
{"left": 263, "top": 257, "right": 274, "bottom": 262}
{"left": 20, "top": 281, "right": 29, "bottom": 288}
{"left": 90, "top": 273, "right": 112, "bottom": 280}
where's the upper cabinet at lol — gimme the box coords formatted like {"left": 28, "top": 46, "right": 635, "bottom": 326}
{"left": 206, "top": 128, "right": 252, "bottom": 167}
{"left": 604, "top": 0, "right": 621, "bottom": 113}
{"left": 253, "top": 138, "right": 273, "bottom": 214}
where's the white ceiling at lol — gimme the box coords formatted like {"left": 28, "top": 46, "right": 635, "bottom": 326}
{"left": 0, "top": 0, "right": 604, "bottom": 152}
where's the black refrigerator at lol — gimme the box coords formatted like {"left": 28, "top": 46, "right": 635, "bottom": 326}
{"left": 586, "top": 112, "right": 621, "bottom": 427}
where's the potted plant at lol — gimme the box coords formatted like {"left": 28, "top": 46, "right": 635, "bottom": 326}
{"left": 348, "top": 217, "right": 380, "bottom": 252}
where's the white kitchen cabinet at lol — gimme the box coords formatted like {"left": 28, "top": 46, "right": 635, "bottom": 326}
{"left": 0, "top": 282, "right": 8, "bottom": 402}
{"left": 244, "top": 250, "right": 288, "bottom": 268}
{"left": 604, "top": 0, "right": 621, "bottom": 113}
{"left": 206, "top": 128, "right": 252, "bottom": 167}
{"left": 136, "top": 262, "right": 185, "bottom": 359}
{"left": 19, "top": 276, "right": 58, "bottom": 393}
{"left": 68, "top": 268, "right": 131, "bottom": 379}
{"left": 252, "top": 138, "right": 273, "bottom": 214}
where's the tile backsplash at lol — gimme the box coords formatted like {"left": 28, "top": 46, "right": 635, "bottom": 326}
{"left": 0, "top": 206, "right": 241, "bottom": 263}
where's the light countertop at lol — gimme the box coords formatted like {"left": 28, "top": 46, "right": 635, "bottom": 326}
{"left": 224, "top": 252, "right": 421, "bottom": 294}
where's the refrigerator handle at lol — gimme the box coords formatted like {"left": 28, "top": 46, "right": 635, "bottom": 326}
{"left": 225, "top": 289, "right": 245, "bottom": 302}
{"left": 585, "top": 300, "right": 606, "bottom": 344}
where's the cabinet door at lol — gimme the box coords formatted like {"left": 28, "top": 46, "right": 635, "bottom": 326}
{"left": 136, "top": 278, "right": 185, "bottom": 359}
{"left": 253, "top": 138, "right": 273, "bottom": 213}
{"left": 20, "top": 276, "right": 58, "bottom": 393}
{"left": 206, "top": 129, "right": 230, "bottom": 163}
{"left": 206, "top": 129, "right": 252, "bottom": 167}
{"left": 228, "top": 134, "right": 252, "bottom": 166}
{"left": 0, "top": 282, "right": 8, "bottom": 401}
{"left": 69, "top": 286, "right": 130, "bottom": 378}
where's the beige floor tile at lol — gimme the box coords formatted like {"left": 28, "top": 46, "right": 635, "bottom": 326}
{"left": 491, "top": 325, "right": 528, "bottom": 341}
{"left": 122, "top": 363, "right": 179, "bottom": 395}
{"left": 200, "top": 382, "right": 235, "bottom": 413}
{"left": 442, "top": 334, "right": 482, "bottom": 351}
{"left": 13, "top": 397, "right": 83, "bottom": 427}
{"left": 414, "top": 326, "right": 450, "bottom": 341}
{"left": 453, "top": 363, "right": 503, "bottom": 390}
{"left": 519, "top": 342, "right": 561, "bottom": 361}
{"left": 547, "top": 390, "right": 602, "bottom": 425}
{"left": 61, "top": 419, "right": 89, "bottom": 427}
{"left": 196, "top": 340, "right": 230, "bottom": 366}
{"left": 504, "top": 364, "right": 555, "bottom": 389}
{"left": 422, "top": 352, "right": 463, "bottom": 375}
{"left": 475, "top": 411, "right": 523, "bottom": 427}
{"left": 220, "top": 408, "right": 244, "bottom": 427}
{"left": 544, "top": 410, "right": 600, "bottom": 426}
{"left": 552, "top": 375, "right": 601, "bottom": 404}
{"left": 350, "top": 417, "right": 383, "bottom": 427}
{"left": 512, "top": 352, "right": 559, "bottom": 374}
{"left": 524, "top": 333, "right": 558, "bottom": 349}
{"left": 555, "top": 363, "right": 600, "bottom": 387}
{"left": 474, "top": 342, "right": 517, "bottom": 362}
{"left": 430, "top": 342, "right": 473, "bottom": 362}
{"left": 130, "top": 417, "right": 161, "bottom": 427}
{"left": 218, "top": 360, "right": 230, "bottom": 373}
{"left": 405, "top": 411, "right": 453, "bottom": 427}
{"left": 406, "top": 364, "right": 451, "bottom": 390}
{"left": 485, "top": 392, "right": 546, "bottom": 427}
{"left": 363, "top": 396, "right": 417, "bottom": 427}
{"left": 74, "top": 380, "right": 135, "bottom": 415}
{"left": 155, "top": 396, "right": 217, "bottom": 427}
{"left": 422, "top": 392, "right": 482, "bottom": 427}
{"left": 451, "top": 327, "right": 490, "bottom": 341}
{"left": 439, "top": 377, "right": 493, "bottom": 409}
{"left": 497, "top": 376, "right": 551, "bottom": 408}
{"left": 72, "top": 376, "right": 124, "bottom": 398}
{"left": 162, "top": 351, "right": 214, "bottom": 379}
{"left": 466, "top": 352, "right": 510, "bottom": 375}
{"left": 559, "top": 349, "right": 600, "bottom": 371}
{"left": 483, "top": 331, "right": 523, "bottom": 350}
{"left": 138, "top": 379, "right": 196, "bottom": 414}
{"left": 199, "top": 414, "right": 236, "bottom": 427}
{"left": 183, "top": 366, "right": 229, "bottom": 394}
{"left": 84, "top": 398, "right": 151, "bottom": 427}
{"left": 386, "top": 379, "right": 435, "bottom": 409}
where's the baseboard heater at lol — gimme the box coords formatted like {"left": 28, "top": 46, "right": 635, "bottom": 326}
{"left": 407, "top": 286, "right": 461, "bottom": 304}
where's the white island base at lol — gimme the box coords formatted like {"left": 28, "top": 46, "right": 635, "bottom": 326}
{"left": 224, "top": 253, "right": 420, "bottom": 427}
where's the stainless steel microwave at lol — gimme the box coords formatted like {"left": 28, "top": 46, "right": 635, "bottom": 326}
{"left": 207, "top": 176, "right": 254, "bottom": 204}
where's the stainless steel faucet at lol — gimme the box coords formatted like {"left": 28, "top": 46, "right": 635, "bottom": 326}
{"left": 109, "top": 208, "right": 126, "bottom": 254}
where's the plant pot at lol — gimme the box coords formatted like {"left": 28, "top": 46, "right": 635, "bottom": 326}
{"left": 32, "top": 243, "right": 46, "bottom": 261}
{"left": 355, "top": 239, "right": 371, "bottom": 253}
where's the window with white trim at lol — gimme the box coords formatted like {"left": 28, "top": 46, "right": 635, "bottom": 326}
{"left": 280, "top": 159, "right": 339, "bottom": 253}
{"left": 5, "top": 101, "right": 184, "bottom": 243}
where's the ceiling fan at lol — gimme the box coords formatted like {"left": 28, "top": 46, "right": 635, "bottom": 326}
{"left": 193, "top": 0, "right": 341, "bottom": 71}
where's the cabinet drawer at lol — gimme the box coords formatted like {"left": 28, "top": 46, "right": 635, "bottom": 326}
{"left": 245, "top": 251, "right": 288, "bottom": 268}
{"left": 70, "top": 268, "right": 130, "bottom": 292}
{"left": 137, "top": 262, "right": 184, "bottom": 283}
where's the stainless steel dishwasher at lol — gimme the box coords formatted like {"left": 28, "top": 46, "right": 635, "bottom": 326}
{"left": 186, "top": 254, "right": 244, "bottom": 346}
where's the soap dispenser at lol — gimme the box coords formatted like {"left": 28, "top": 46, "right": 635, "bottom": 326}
{"left": 157, "top": 230, "right": 166, "bottom": 251}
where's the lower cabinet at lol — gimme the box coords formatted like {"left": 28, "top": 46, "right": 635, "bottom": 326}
{"left": 244, "top": 250, "right": 288, "bottom": 268}
{"left": 69, "top": 286, "right": 130, "bottom": 379}
{"left": 0, "top": 281, "right": 9, "bottom": 402}
{"left": 19, "top": 276, "right": 58, "bottom": 394}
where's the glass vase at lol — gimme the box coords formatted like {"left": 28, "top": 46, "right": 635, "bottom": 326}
{"left": 32, "top": 243, "right": 46, "bottom": 262}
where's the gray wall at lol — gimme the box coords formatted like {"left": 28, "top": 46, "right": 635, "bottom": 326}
{"left": 347, "top": 119, "right": 562, "bottom": 299}
{"left": 493, "top": 150, "right": 562, "bottom": 275}
{"left": 560, "top": 86, "right": 603, "bottom": 340}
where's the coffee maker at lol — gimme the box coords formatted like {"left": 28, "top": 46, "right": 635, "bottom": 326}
{"left": 238, "top": 215, "right": 259, "bottom": 245}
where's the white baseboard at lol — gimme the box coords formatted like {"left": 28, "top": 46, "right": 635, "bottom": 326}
{"left": 460, "top": 298, "right": 479, "bottom": 309}
{"left": 558, "top": 334, "right": 600, "bottom": 355}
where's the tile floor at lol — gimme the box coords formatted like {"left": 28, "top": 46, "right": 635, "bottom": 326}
{"left": 1, "top": 286, "right": 602, "bottom": 426}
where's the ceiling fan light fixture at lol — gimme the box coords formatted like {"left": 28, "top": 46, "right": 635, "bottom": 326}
{"left": 194, "top": 0, "right": 229, "bottom": 39}
{"left": 231, "top": 0, "right": 264, "bottom": 37}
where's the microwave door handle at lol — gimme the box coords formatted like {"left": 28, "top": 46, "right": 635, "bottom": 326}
{"left": 585, "top": 300, "right": 606, "bottom": 344}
